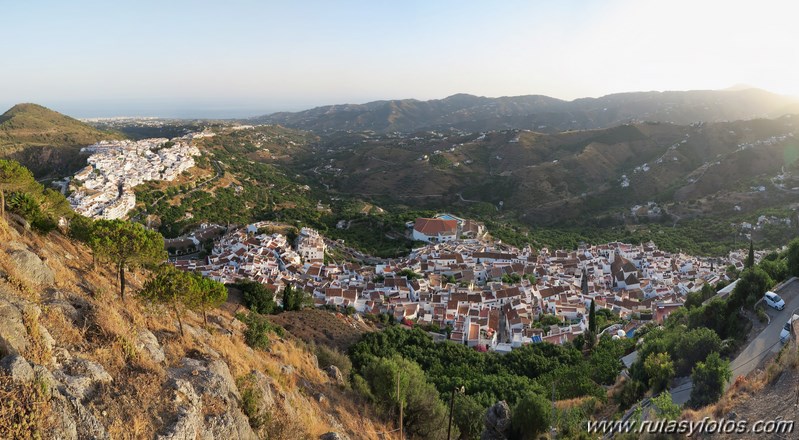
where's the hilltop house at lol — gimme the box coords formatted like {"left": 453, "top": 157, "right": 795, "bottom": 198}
{"left": 412, "top": 218, "right": 458, "bottom": 243}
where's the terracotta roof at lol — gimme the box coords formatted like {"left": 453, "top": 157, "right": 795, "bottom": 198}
{"left": 414, "top": 218, "right": 457, "bottom": 236}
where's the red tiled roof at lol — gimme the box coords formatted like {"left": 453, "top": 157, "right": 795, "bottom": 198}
{"left": 414, "top": 218, "right": 457, "bottom": 236}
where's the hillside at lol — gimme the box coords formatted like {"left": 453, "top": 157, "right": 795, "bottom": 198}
{"left": 0, "top": 217, "right": 388, "bottom": 439}
{"left": 253, "top": 88, "right": 799, "bottom": 134}
{"left": 689, "top": 323, "right": 799, "bottom": 440}
{"left": 295, "top": 116, "right": 799, "bottom": 254}
{"left": 0, "top": 103, "right": 122, "bottom": 177}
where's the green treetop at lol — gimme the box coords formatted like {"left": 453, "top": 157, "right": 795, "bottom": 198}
{"left": 89, "top": 219, "right": 166, "bottom": 300}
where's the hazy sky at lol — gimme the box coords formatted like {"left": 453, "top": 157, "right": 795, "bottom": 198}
{"left": 2, "top": 0, "right": 798, "bottom": 118}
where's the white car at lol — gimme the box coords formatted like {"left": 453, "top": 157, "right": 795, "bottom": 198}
{"left": 780, "top": 314, "right": 799, "bottom": 343}
{"left": 764, "top": 291, "right": 785, "bottom": 311}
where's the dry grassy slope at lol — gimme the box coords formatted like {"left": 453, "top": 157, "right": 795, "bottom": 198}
{"left": 0, "top": 219, "right": 388, "bottom": 440}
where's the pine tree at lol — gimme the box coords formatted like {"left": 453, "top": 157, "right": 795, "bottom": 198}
{"left": 89, "top": 219, "right": 166, "bottom": 300}
{"left": 589, "top": 299, "right": 597, "bottom": 334}
{"left": 746, "top": 241, "right": 755, "bottom": 268}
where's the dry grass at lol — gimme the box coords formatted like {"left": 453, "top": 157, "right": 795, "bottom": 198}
{"left": 21, "top": 307, "right": 50, "bottom": 366}
{"left": 0, "top": 373, "right": 54, "bottom": 439}
{"left": 40, "top": 306, "right": 84, "bottom": 346}
{"left": 0, "top": 248, "right": 35, "bottom": 299}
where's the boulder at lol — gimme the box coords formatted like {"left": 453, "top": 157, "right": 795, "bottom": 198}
{"left": 324, "top": 365, "right": 345, "bottom": 385}
{"left": 280, "top": 365, "right": 295, "bottom": 375}
{"left": 481, "top": 401, "right": 512, "bottom": 440}
{"left": 0, "top": 353, "right": 34, "bottom": 383}
{"left": 320, "top": 433, "right": 349, "bottom": 440}
{"left": 135, "top": 329, "right": 165, "bottom": 363}
{"left": 0, "top": 297, "right": 28, "bottom": 356}
{"left": 7, "top": 247, "right": 55, "bottom": 286}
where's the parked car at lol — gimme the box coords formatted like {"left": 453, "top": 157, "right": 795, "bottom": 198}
{"left": 780, "top": 314, "right": 799, "bottom": 343}
{"left": 765, "top": 291, "right": 785, "bottom": 310}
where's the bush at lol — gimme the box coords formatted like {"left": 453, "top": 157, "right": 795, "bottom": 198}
{"left": 237, "top": 313, "right": 284, "bottom": 350}
{"left": 315, "top": 344, "right": 352, "bottom": 380}
{"left": 236, "top": 374, "right": 267, "bottom": 429}
{"left": 689, "top": 352, "right": 731, "bottom": 409}
{"left": 756, "top": 306, "right": 768, "bottom": 323}
{"left": 510, "top": 393, "right": 551, "bottom": 440}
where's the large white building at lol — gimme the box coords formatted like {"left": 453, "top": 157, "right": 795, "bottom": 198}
{"left": 296, "top": 227, "right": 326, "bottom": 262}
{"left": 412, "top": 217, "right": 458, "bottom": 243}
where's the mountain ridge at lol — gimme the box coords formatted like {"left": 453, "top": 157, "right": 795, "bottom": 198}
{"left": 253, "top": 88, "right": 799, "bottom": 133}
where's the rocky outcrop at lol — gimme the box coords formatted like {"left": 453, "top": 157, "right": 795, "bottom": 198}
{"left": 0, "top": 296, "right": 28, "bottom": 356}
{"left": 135, "top": 329, "right": 165, "bottom": 363}
{"left": 53, "top": 356, "right": 113, "bottom": 402}
{"left": 0, "top": 353, "right": 34, "bottom": 382}
{"left": 481, "top": 400, "right": 512, "bottom": 440}
{"left": 324, "top": 365, "right": 345, "bottom": 385}
{"left": 7, "top": 245, "right": 55, "bottom": 286}
{"left": 159, "top": 357, "right": 256, "bottom": 440}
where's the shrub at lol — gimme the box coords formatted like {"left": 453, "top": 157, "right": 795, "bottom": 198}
{"left": 237, "top": 313, "right": 284, "bottom": 350}
{"left": 511, "top": 393, "right": 552, "bottom": 440}
{"left": 689, "top": 352, "right": 731, "bottom": 409}
{"left": 236, "top": 374, "right": 267, "bottom": 429}
{"left": 315, "top": 344, "right": 352, "bottom": 379}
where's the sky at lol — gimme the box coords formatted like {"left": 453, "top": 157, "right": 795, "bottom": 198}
{"left": 1, "top": 0, "right": 798, "bottom": 118}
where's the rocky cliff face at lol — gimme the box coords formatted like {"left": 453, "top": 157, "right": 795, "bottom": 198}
{"left": 0, "top": 219, "right": 387, "bottom": 439}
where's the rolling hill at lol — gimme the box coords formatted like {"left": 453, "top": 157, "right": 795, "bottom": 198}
{"left": 295, "top": 115, "right": 799, "bottom": 252}
{"left": 0, "top": 103, "right": 122, "bottom": 177}
{"left": 254, "top": 88, "right": 799, "bottom": 134}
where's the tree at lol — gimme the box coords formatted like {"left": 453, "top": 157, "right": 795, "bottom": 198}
{"left": 282, "top": 283, "right": 302, "bottom": 311}
{"left": 788, "top": 238, "right": 799, "bottom": 277}
{"left": 140, "top": 265, "right": 197, "bottom": 337}
{"left": 746, "top": 241, "right": 755, "bottom": 269}
{"left": 673, "top": 328, "right": 722, "bottom": 376}
{"left": 452, "top": 394, "right": 484, "bottom": 440}
{"left": 237, "top": 280, "right": 277, "bottom": 314}
{"left": 89, "top": 220, "right": 166, "bottom": 299}
{"left": 689, "top": 352, "right": 731, "bottom": 409}
{"left": 644, "top": 352, "right": 675, "bottom": 392}
{"left": 588, "top": 300, "right": 597, "bottom": 334}
{"left": 195, "top": 276, "right": 228, "bottom": 326}
{"left": 729, "top": 267, "right": 773, "bottom": 309}
{"left": 510, "top": 393, "right": 551, "bottom": 440}
{"left": 0, "top": 160, "right": 34, "bottom": 218}
{"left": 361, "top": 356, "right": 449, "bottom": 439}
{"left": 650, "top": 392, "right": 681, "bottom": 419}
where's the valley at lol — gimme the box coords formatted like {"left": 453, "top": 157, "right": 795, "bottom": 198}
{"left": 3, "top": 89, "right": 799, "bottom": 439}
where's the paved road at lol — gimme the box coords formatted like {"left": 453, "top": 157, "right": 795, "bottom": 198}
{"left": 670, "top": 278, "right": 799, "bottom": 405}
{"left": 728, "top": 278, "right": 799, "bottom": 380}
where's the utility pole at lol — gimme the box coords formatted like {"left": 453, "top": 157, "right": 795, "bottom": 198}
{"left": 447, "top": 386, "right": 456, "bottom": 440}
